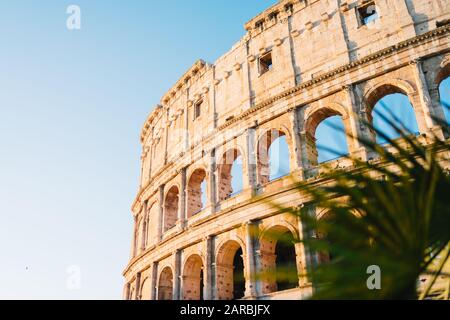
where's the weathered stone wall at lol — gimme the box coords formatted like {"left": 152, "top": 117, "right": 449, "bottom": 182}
{"left": 124, "top": 0, "right": 450, "bottom": 300}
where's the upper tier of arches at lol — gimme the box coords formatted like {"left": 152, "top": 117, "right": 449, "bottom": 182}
{"left": 132, "top": 57, "right": 450, "bottom": 256}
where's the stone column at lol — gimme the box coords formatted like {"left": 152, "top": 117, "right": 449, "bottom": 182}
{"left": 245, "top": 126, "right": 258, "bottom": 193}
{"left": 289, "top": 107, "right": 305, "bottom": 180}
{"left": 343, "top": 85, "right": 367, "bottom": 157}
{"left": 411, "top": 59, "right": 444, "bottom": 138}
{"left": 157, "top": 185, "right": 165, "bottom": 240}
{"left": 257, "top": 250, "right": 277, "bottom": 295}
{"left": 184, "top": 88, "right": 190, "bottom": 151}
{"left": 208, "top": 149, "right": 217, "bottom": 214}
{"left": 300, "top": 204, "right": 320, "bottom": 275}
{"left": 203, "top": 236, "right": 214, "bottom": 300}
{"left": 243, "top": 34, "right": 254, "bottom": 110}
{"left": 299, "top": 130, "right": 318, "bottom": 178}
{"left": 173, "top": 250, "right": 182, "bottom": 300}
{"left": 295, "top": 207, "right": 312, "bottom": 287}
{"left": 140, "top": 201, "right": 148, "bottom": 251}
{"left": 285, "top": 11, "right": 300, "bottom": 86}
{"left": 150, "top": 262, "right": 158, "bottom": 300}
{"left": 244, "top": 221, "right": 258, "bottom": 298}
{"left": 179, "top": 167, "right": 187, "bottom": 228}
{"left": 135, "top": 272, "right": 142, "bottom": 300}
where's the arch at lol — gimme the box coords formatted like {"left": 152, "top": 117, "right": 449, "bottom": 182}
{"left": 164, "top": 186, "right": 179, "bottom": 231}
{"left": 304, "top": 102, "right": 350, "bottom": 135}
{"left": 304, "top": 103, "right": 352, "bottom": 166}
{"left": 363, "top": 79, "right": 417, "bottom": 115}
{"left": 140, "top": 277, "right": 151, "bottom": 300}
{"left": 259, "top": 225, "right": 299, "bottom": 294}
{"left": 182, "top": 254, "right": 204, "bottom": 300}
{"left": 215, "top": 239, "right": 246, "bottom": 300}
{"left": 362, "top": 80, "right": 421, "bottom": 143}
{"left": 257, "top": 129, "right": 291, "bottom": 185}
{"left": 187, "top": 168, "right": 207, "bottom": 218}
{"left": 158, "top": 267, "right": 174, "bottom": 300}
{"left": 217, "top": 149, "right": 244, "bottom": 201}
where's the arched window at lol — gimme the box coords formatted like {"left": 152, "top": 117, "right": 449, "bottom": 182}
{"left": 258, "top": 129, "right": 290, "bottom": 185}
{"left": 164, "top": 186, "right": 179, "bottom": 231}
{"left": 372, "top": 93, "right": 419, "bottom": 144}
{"left": 365, "top": 84, "right": 419, "bottom": 145}
{"left": 158, "top": 267, "right": 174, "bottom": 300}
{"left": 217, "top": 149, "right": 243, "bottom": 201}
{"left": 187, "top": 169, "right": 207, "bottom": 218}
{"left": 315, "top": 116, "right": 349, "bottom": 164}
{"left": 259, "top": 226, "right": 298, "bottom": 294}
{"left": 304, "top": 106, "right": 352, "bottom": 168}
{"left": 439, "top": 76, "right": 450, "bottom": 125}
{"left": 215, "top": 240, "right": 245, "bottom": 300}
{"left": 182, "top": 255, "right": 204, "bottom": 300}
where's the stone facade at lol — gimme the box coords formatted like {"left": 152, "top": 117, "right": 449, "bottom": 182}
{"left": 123, "top": 0, "right": 450, "bottom": 300}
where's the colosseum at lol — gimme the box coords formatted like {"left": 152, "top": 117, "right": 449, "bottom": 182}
{"left": 123, "top": 0, "right": 450, "bottom": 300}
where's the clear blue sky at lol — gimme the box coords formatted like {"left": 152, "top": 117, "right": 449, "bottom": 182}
{"left": 0, "top": 1, "right": 448, "bottom": 300}
{"left": 0, "top": 0, "right": 278, "bottom": 300}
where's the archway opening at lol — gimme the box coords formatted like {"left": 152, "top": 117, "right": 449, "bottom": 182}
{"left": 258, "top": 129, "right": 290, "bottom": 184}
{"left": 187, "top": 169, "right": 207, "bottom": 218}
{"left": 216, "top": 240, "right": 245, "bottom": 300}
{"left": 275, "top": 231, "right": 298, "bottom": 292}
{"left": 260, "top": 226, "right": 298, "bottom": 294}
{"left": 217, "top": 149, "right": 243, "bottom": 201}
{"left": 158, "top": 267, "right": 173, "bottom": 300}
{"left": 439, "top": 76, "right": 450, "bottom": 125}
{"left": 182, "top": 254, "right": 205, "bottom": 300}
{"left": 164, "top": 186, "right": 179, "bottom": 231}
{"left": 366, "top": 85, "right": 419, "bottom": 144}
{"left": 315, "top": 116, "right": 349, "bottom": 164}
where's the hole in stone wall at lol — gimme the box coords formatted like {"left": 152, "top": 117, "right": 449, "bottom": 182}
{"left": 194, "top": 100, "right": 203, "bottom": 120}
{"left": 259, "top": 52, "right": 273, "bottom": 75}
{"left": 357, "top": 2, "right": 378, "bottom": 26}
